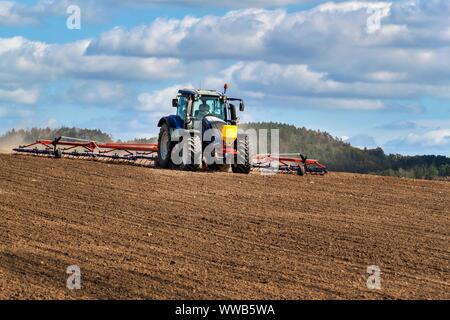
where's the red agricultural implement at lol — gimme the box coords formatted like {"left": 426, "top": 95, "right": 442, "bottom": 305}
{"left": 13, "top": 136, "right": 158, "bottom": 164}
{"left": 13, "top": 136, "right": 327, "bottom": 176}
{"left": 253, "top": 154, "right": 328, "bottom": 176}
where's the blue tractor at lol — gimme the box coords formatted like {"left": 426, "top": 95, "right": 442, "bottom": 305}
{"left": 156, "top": 85, "right": 251, "bottom": 173}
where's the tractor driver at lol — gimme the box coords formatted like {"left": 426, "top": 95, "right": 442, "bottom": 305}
{"left": 196, "top": 98, "right": 211, "bottom": 119}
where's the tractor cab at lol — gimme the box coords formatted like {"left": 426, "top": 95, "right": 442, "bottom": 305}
{"left": 171, "top": 87, "right": 244, "bottom": 129}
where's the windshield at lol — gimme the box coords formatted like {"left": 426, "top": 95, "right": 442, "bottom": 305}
{"left": 192, "top": 96, "right": 225, "bottom": 120}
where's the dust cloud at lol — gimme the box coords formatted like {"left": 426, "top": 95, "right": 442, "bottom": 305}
{"left": 0, "top": 134, "right": 27, "bottom": 154}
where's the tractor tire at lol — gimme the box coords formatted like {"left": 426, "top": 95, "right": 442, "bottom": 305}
{"left": 157, "top": 124, "right": 174, "bottom": 168}
{"left": 181, "top": 134, "right": 201, "bottom": 172}
{"left": 232, "top": 134, "right": 251, "bottom": 174}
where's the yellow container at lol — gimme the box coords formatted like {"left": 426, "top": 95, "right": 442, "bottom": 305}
{"left": 222, "top": 125, "right": 238, "bottom": 145}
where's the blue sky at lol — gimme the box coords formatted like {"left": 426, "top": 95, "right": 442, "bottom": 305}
{"left": 0, "top": 0, "right": 449, "bottom": 155}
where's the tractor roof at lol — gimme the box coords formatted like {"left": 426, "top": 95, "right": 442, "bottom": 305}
{"left": 178, "top": 89, "right": 223, "bottom": 97}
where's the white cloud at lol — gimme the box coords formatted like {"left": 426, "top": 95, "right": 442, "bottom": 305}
{"left": 0, "top": 37, "right": 183, "bottom": 85}
{"left": 0, "top": 0, "right": 102, "bottom": 26}
{"left": 0, "top": 0, "right": 312, "bottom": 28}
{"left": 88, "top": 3, "right": 398, "bottom": 61}
{"left": 0, "top": 87, "right": 39, "bottom": 105}
{"left": 376, "top": 120, "right": 421, "bottom": 130}
{"left": 0, "top": 35, "right": 185, "bottom": 116}
{"left": 347, "top": 134, "right": 378, "bottom": 149}
{"left": 207, "top": 60, "right": 447, "bottom": 103}
{"left": 88, "top": 8, "right": 287, "bottom": 59}
{"left": 104, "top": 0, "right": 309, "bottom": 8}
{"left": 0, "top": 37, "right": 53, "bottom": 84}
{"left": 406, "top": 129, "right": 450, "bottom": 147}
{"left": 0, "top": 1, "right": 36, "bottom": 25}
{"left": 86, "top": 1, "right": 450, "bottom": 92}
{"left": 63, "top": 81, "right": 127, "bottom": 106}
{"left": 384, "top": 128, "right": 450, "bottom": 155}
{"left": 314, "top": 1, "right": 390, "bottom": 12}
{"left": 137, "top": 84, "right": 189, "bottom": 115}
{"left": 365, "top": 71, "right": 407, "bottom": 82}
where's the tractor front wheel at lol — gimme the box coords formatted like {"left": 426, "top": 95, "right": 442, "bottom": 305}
{"left": 181, "top": 134, "right": 201, "bottom": 172}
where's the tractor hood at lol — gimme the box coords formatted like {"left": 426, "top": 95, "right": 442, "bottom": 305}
{"left": 202, "top": 115, "right": 226, "bottom": 133}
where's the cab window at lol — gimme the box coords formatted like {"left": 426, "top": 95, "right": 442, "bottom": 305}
{"left": 177, "top": 96, "right": 188, "bottom": 122}
{"left": 192, "top": 96, "right": 225, "bottom": 120}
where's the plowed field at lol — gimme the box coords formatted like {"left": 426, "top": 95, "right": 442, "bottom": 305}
{"left": 0, "top": 154, "right": 448, "bottom": 299}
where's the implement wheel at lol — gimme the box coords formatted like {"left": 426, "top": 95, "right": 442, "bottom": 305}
{"left": 297, "top": 165, "right": 306, "bottom": 176}
{"left": 54, "top": 149, "right": 62, "bottom": 159}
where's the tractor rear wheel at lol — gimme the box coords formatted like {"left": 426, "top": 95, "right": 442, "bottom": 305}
{"left": 157, "top": 124, "right": 173, "bottom": 168}
{"left": 181, "top": 134, "right": 201, "bottom": 172}
{"left": 232, "top": 134, "right": 251, "bottom": 174}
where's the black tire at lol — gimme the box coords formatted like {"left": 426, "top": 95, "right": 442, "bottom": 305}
{"left": 54, "top": 149, "right": 62, "bottom": 159}
{"left": 297, "top": 164, "right": 306, "bottom": 176}
{"left": 157, "top": 124, "right": 174, "bottom": 168}
{"left": 232, "top": 134, "right": 251, "bottom": 174}
{"left": 181, "top": 134, "right": 201, "bottom": 172}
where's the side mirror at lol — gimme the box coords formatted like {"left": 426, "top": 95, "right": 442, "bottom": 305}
{"left": 239, "top": 101, "right": 245, "bottom": 112}
{"left": 172, "top": 99, "right": 178, "bottom": 108}
{"left": 230, "top": 104, "right": 237, "bottom": 124}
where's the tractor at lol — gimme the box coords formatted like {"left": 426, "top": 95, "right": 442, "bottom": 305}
{"left": 155, "top": 85, "right": 251, "bottom": 173}
{"left": 12, "top": 85, "right": 328, "bottom": 176}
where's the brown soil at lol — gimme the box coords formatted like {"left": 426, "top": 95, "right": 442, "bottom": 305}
{"left": 0, "top": 154, "right": 449, "bottom": 300}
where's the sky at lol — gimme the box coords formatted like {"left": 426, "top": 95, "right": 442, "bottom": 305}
{"left": 0, "top": 0, "right": 449, "bottom": 156}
